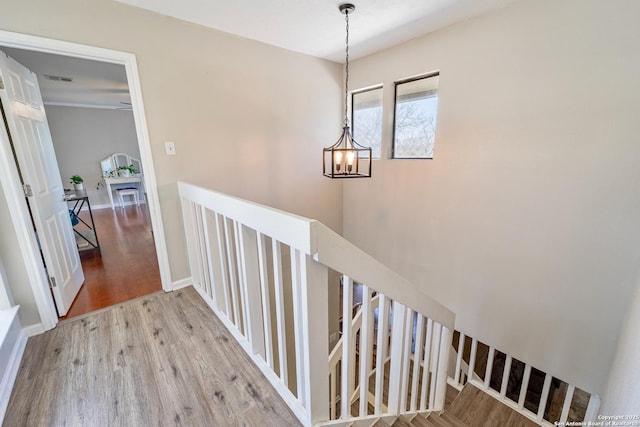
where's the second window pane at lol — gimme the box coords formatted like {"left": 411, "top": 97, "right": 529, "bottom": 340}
{"left": 393, "top": 73, "right": 439, "bottom": 159}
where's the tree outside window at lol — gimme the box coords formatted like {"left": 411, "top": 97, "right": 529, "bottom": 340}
{"left": 393, "top": 73, "right": 439, "bottom": 159}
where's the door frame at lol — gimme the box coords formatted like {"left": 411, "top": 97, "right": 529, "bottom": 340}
{"left": 0, "top": 30, "right": 173, "bottom": 331}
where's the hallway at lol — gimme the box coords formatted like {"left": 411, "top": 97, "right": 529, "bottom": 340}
{"left": 4, "top": 288, "right": 300, "bottom": 426}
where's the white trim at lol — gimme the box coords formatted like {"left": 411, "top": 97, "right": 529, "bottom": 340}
{"left": 44, "top": 101, "right": 129, "bottom": 110}
{"left": 0, "top": 309, "right": 27, "bottom": 423}
{"left": 22, "top": 323, "right": 45, "bottom": 337}
{"left": 171, "top": 277, "right": 192, "bottom": 290}
{"left": 0, "top": 30, "right": 174, "bottom": 329}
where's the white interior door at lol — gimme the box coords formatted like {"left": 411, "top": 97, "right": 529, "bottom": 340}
{"left": 0, "top": 51, "right": 83, "bottom": 316}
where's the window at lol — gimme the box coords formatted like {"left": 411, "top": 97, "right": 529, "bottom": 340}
{"left": 392, "top": 72, "right": 439, "bottom": 159}
{"left": 351, "top": 86, "right": 383, "bottom": 159}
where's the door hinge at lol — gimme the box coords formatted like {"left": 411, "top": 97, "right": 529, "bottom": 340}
{"left": 49, "top": 277, "right": 57, "bottom": 289}
{"left": 23, "top": 184, "right": 33, "bottom": 197}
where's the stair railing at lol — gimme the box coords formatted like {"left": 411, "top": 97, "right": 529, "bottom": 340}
{"left": 178, "top": 182, "right": 455, "bottom": 427}
{"left": 448, "top": 331, "right": 601, "bottom": 426}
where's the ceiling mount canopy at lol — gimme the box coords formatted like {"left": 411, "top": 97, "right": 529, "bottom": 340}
{"left": 323, "top": 2, "right": 372, "bottom": 179}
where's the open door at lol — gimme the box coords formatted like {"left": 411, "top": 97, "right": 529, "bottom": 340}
{"left": 0, "top": 51, "right": 84, "bottom": 316}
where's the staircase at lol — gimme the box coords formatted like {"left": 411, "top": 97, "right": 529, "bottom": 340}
{"left": 178, "top": 182, "right": 600, "bottom": 427}
{"left": 373, "top": 383, "right": 538, "bottom": 427}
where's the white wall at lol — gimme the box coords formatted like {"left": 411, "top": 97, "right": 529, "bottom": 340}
{"left": 343, "top": 0, "right": 640, "bottom": 395}
{"left": 601, "top": 277, "right": 640, "bottom": 414}
{"left": 46, "top": 106, "right": 140, "bottom": 207}
{"left": 0, "top": 0, "right": 343, "bottom": 284}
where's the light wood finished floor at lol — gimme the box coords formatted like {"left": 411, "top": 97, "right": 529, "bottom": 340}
{"left": 4, "top": 287, "right": 301, "bottom": 427}
{"left": 60, "top": 204, "right": 162, "bottom": 320}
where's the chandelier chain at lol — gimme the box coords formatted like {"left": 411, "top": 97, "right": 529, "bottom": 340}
{"left": 344, "top": 10, "right": 350, "bottom": 127}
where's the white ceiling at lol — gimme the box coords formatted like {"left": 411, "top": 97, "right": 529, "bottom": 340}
{"left": 114, "top": 0, "right": 520, "bottom": 62}
{"left": 0, "top": 47, "right": 130, "bottom": 110}
{"left": 0, "top": 1, "right": 518, "bottom": 109}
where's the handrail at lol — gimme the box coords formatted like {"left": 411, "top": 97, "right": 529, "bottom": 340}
{"left": 312, "top": 222, "right": 454, "bottom": 330}
{"left": 178, "top": 182, "right": 314, "bottom": 253}
{"left": 178, "top": 181, "right": 454, "bottom": 330}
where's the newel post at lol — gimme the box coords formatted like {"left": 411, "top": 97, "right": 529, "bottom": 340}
{"left": 180, "top": 198, "right": 200, "bottom": 287}
{"left": 293, "top": 251, "right": 329, "bottom": 425}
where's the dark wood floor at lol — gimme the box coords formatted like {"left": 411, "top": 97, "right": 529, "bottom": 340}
{"left": 60, "top": 204, "right": 162, "bottom": 320}
{"left": 4, "top": 287, "right": 301, "bottom": 427}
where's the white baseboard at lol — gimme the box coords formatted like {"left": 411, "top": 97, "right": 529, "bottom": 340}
{"left": 22, "top": 323, "right": 44, "bottom": 337}
{"left": 172, "top": 277, "right": 193, "bottom": 290}
{"left": 0, "top": 310, "right": 27, "bottom": 423}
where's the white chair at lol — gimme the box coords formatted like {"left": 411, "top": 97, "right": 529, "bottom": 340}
{"left": 117, "top": 187, "right": 139, "bottom": 209}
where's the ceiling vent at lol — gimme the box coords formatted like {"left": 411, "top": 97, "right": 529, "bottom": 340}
{"left": 43, "top": 74, "right": 73, "bottom": 83}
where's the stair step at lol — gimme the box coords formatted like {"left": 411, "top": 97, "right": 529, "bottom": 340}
{"left": 426, "top": 414, "right": 453, "bottom": 427}
{"left": 392, "top": 415, "right": 413, "bottom": 427}
{"left": 440, "top": 413, "right": 468, "bottom": 427}
{"left": 448, "top": 384, "right": 538, "bottom": 427}
{"left": 408, "top": 413, "right": 431, "bottom": 427}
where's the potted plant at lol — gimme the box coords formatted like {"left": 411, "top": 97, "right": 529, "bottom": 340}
{"left": 70, "top": 175, "right": 84, "bottom": 191}
{"left": 117, "top": 165, "right": 138, "bottom": 177}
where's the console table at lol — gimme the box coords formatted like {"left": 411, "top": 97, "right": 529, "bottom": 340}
{"left": 103, "top": 176, "right": 145, "bottom": 210}
{"left": 99, "top": 153, "right": 145, "bottom": 210}
{"left": 64, "top": 189, "right": 100, "bottom": 254}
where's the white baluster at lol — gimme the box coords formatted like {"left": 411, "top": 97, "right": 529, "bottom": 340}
{"left": 290, "top": 248, "right": 305, "bottom": 404}
{"left": 238, "top": 225, "right": 266, "bottom": 358}
{"left": 387, "top": 301, "right": 407, "bottom": 414}
{"left": 584, "top": 394, "right": 601, "bottom": 423}
{"left": 399, "top": 308, "right": 414, "bottom": 412}
{"left": 272, "top": 239, "right": 288, "bottom": 386}
{"left": 374, "top": 294, "right": 390, "bottom": 414}
{"left": 256, "top": 232, "right": 273, "bottom": 368}
{"left": 359, "top": 286, "right": 374, "bottom": 416}
{"left": 203, "top": 209, "right": 222, "bottom": 308}
{"left": 223, "top": 217, "right": 240, "bottom": 327}
{"left": 467, "top": 338, "right": 477, "bottom": 385}
{"left": 233, "top": 221, "right": 247, "bottom": 335}
{"left": 517, "top": 364, "right": 531, "bottom": 409}
{"left": 410, "top": 314, "right": 425, "bottom": 412}
{"left": 196, "top": 205, "right": 211, "bottom": 297}
{"left": 559, "top": 384, "right": 575, "bottom": 424}
{"left": 537, "top": 373, "right": 552, "bottom": 422}
{"left": 454, "top": 332, "right": 465, "bottom": 386}
{"left": 428, "top": 323, "right": 442, "bottom": 409}
{"left": 341, "top": 275, "right": 354, "bottom": 419}
{"left": 214, "top": 213, "right": 232, "bottom": 318}
{"left": 484, "top": 346, "right": 495, "bottom": 390}
{"left": 500, "top": 355, "right": 512, "bottom": 399}
{"left": 419, "top": 318, "right": 433, "bottom": 410}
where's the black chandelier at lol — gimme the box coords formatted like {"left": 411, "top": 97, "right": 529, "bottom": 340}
{"left": 323, "top": 3, "right": 372, "bottom": 179}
